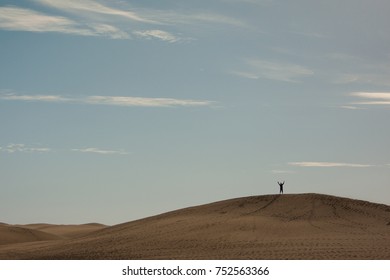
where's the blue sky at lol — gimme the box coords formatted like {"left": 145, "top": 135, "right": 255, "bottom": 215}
{"left": 1, "top": 0, "right": 390, "bottom": 225}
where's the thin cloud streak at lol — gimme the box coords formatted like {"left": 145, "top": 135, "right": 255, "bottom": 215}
{"left": 0, "top": 144, "right": 128, "bottom": 155}
{"left": 232, "top": 59, "right": 313, "bottom": 83}
{"left": 71, "top": 147, "right": 129, "bottom": 155}
{"left": 36, "top": 0, "right": 246, "bottom": 28}
{"left": 1, "top": 93, "right": 70, "bottom": 102}
{"left": 1, "top": 2, "right": 248, "bottom": 41}
{"left": 339, "top": 105, "right": 364, "bottom": 110}
{"left": 330, "top": 54, "right": 390, "bottom": 87}
{"left": 180, "top": 13, "right": 246, "bottom": 27}
{"left": 0, "top": 6, "right": 129, "bottom": 39}
{"left": 35, "top": 0, "right": 158, "bottom": 24}
{"left": 36, "top": 0, "right": 246, "bottom": 27}
{"left": 350, "top": 92, "right": 390, "bottom": 105}
{"left": 0, "top": 93, "right": 215, "bottom": 108}
{"left": 0, "top": 6, "right": 94, "bottom": 36}
{"left": 0, "top": 144, "right": 51, "bottom": 153}
{"left": 289, "top": 162, "right": 373, "bottom": 168}
{"left": 230, "top": 71, "right": 260, "bottom": 80}
{"left": 220, "top": 0, "right": 274, "bottom": 5}
{"left": 133, "top": 29, "right": 179, "bottom": 43}
{"left": 271, "top": 170, "right": 295, "bottom": 174}
{"left": 86, "top": 96, "right": 214, "bottom": 107}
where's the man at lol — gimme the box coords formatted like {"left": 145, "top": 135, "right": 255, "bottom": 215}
{"left": 277, "top": 181, "right": 285, "bottom": 194}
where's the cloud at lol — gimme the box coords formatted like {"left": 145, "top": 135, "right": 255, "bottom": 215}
{"left": 335, "top": 73, "right": 390, "bottom": 87}
{"left": 290, "top": 29, "right": 327, "bottom": 39}
{"left": 35, "top": 0, "right": 247, "bottom": 29}
{"left": 220, "top": 0, "right": 274, "bottom": 4}
{"left": 350, "top": 92, "right": 390, "bottom": 105}
{"left": 328, "top": 53, "right": 390, "bottom": 87}
{"left": 0, "top": 143, "right": 128, "bottom": 155}
{"left": 339, "top": 105, "right": 364, "bottom": 110}
{"left": 133, "top": 30, "right": 179, "bottom": 43}
{"left": 85, "top": 96, "right": 214, "bottom": 107}
{"left": 177, "top": 13, "right": 246, "bottom": 28}
{"left": 0, "top": 143, "right": 51, "bottom": 153}
{"left": 35, "top": 0, "right": 158, "bottom": 24}
{"left": 289, "top": 162, "right": 373, "bottom": 168}
{"left": 229, "top": 71, "right": 260, "bottom": 80}
{"left": 0, "top": 92, "right": 215, "bottom": 108}
{"left": 89, "top": 23, "right": 130, "bottom": 39}
{"left": 232, "top": 59, "right": 313, "bottom": 83}
{"left": 271, "top": 170, "right": 295, "bottom": 174}
{"left": 0, "top": 6, "right": 129, "bottom": 39}
{"left": 1, "top": 2, "right": 247, "bottom": 41}
{"left": 0, "top": 93, "right": 70, "bottom": 102}
{"left": 0, "top": 6, "right": 94, "bottom": 36}
{"left": 71, "top": 147, "right": 129, "bottom": 155}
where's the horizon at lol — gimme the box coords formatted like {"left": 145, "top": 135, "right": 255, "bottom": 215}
{"left": 1, "top": 0, "right": 390, "bottom": 225}
{"left": 1, "top": 191, "right": 388, "bottom": 226}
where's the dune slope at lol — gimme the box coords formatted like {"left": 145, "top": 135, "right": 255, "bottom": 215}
{"left": 0, "top": 225, "right": 61, "bottom": 246}
{"left": 0, "top": 193, "right": 389, "bottom": 259}
{"left": 20, "top": 223, "right": 107, "bottom": 239}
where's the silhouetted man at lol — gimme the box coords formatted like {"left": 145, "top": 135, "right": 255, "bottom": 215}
{"left": 277, "top": 181, "right": 285, "bottom": 194}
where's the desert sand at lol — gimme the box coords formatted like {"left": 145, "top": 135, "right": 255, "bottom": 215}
{"left": 0, "top": 193, "right": 389, "bottom": 259}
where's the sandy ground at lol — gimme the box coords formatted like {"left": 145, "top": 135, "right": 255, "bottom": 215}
{"left": 0, "top": 193, "right": 389, "bottom": 259}
{"left": 0, "top": 223, "right": 107, "bottom": 245}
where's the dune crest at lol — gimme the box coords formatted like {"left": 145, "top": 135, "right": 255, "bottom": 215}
{"left": 1, "top": 193, "right": 389, "bottom": 259}
{"left": 0, "top": 225, "right": 60, "bottom": 246}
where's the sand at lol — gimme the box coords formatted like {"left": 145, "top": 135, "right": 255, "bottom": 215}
{"left": 0, "top": 193, "right": 389, "bottom": 259}
{"left": 0, "top": 223, "right": 107, "bottom": 245}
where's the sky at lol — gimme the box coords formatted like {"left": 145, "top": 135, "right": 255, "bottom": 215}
{"left": 1, "top": 0, "right": 390, "bottom": 225}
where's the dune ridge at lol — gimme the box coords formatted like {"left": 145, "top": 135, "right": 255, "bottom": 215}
{"left": 1, "top": 193, "right": 389, "bottom": 259}
{"left": 0, "top": 225, "right": 61, "bottom": 246}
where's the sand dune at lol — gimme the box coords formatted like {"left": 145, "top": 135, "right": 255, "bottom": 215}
{"left": 0, "top": 222, "right": 107, "bottom": 247}
{"left": 1, "top": 193, "right": 389, "bottom": 259}
{"left": 19, "top": 223, "right": 107, "bottom": 239}
{"left": 0, "top": 224, "right": 61, "bottom": 246}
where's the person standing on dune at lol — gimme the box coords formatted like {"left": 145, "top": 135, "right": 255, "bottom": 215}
{"left": 277, "top": 181, "right": 285, "bottom": 194}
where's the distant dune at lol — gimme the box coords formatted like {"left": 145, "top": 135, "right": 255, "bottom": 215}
{"left": 0, "top": 225, "right": 61, "bottom": 246}
{"left": 1, "top": 193, "right": 389, "bottom": 259}
{"left": 19, "top": 223, "right": 107, "bottom": 239}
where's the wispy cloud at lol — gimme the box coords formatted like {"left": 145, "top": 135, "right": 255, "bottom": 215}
{"left": 230, "top": 71, "right": 260, "bottom": 80}
{"left": 328, "top": 53, "right": 390, "bottom": 87}
{"left": 89, "top": 23, "right": 129, "bottom": 39}
{"left": 335, "top": 73, "right": 390, "bottom": 87}
{"left": 290, "top": 30, "right": 327, "bottom": 39}
{"left": 0, "top": 93, "right": 70, "bottom": 102}
{"left": 0, "top": 143, "right": 51, "bottom": 153}
{"left": 71, "top": 147, "right": 129, "bottom": 155}
{"left": 35, "top": 0, "right": 158, "bottom": 24}
{"left": 0, "top": 143, "right": 129, "bottom": 155}
{"left": 350, "top": 92, "right": 390, "bottom": 105}
{"left": 1, "top": 1, "right": 247, "bottom": 41}
{"left": 176, "top": 13, "right": 246, "bottom": 28}
{"left": 85, "top": 96, "right": 213, "bottom": 107}
{"left": 0, "top": 6, "right": 129, "bottom": 39}
{"left": 0, "top": 92, "right": 215, "bottom": 108}
{"left": 289, "top": 162, "right": 373, "bottom": 168}
{"left": 231, "top": 59, "right": 314, "bottom": 83}
{"left": 339, "top": 105, "right": 364, "bottom": 110}
{"left": 0, "top": 6, "right": 94, "bottom": 36}
{"left": 220, "top": 0, "right": 274, "bottom": 4}
{"left": 271, "top": 170, "right": 295, "bottom": 174}
{"left": 133, "top": 29, "right": 180, "bottom": 43}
